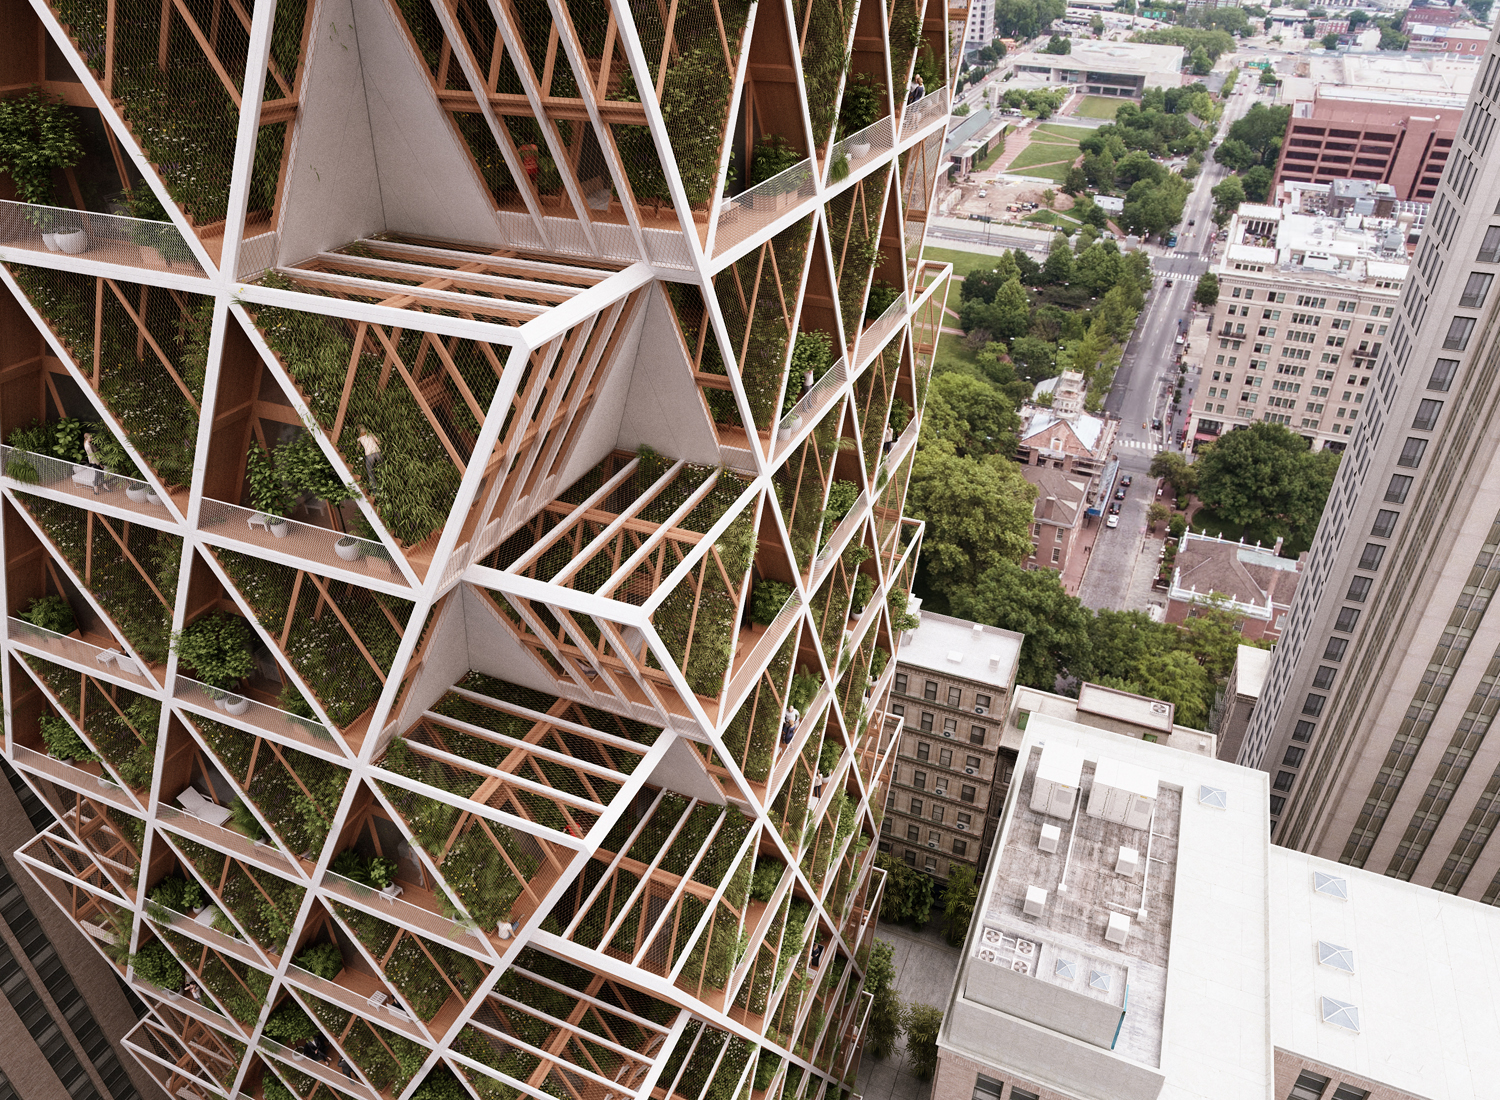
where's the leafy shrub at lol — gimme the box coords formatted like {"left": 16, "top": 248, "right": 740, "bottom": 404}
{"left": 851, "top": 572, "right": 875, "bottom": 612}
{"left": 788, "top": 667, "right": 821, "bottom": 712}
{"left": 902, "top": 1003, "right": 944, "bottom": 1079}
{"left": 751, "top": 134, "right": 801, "bottom": 184}
{"left": 294, "top": 942, "right": 343, "bottom": 980}
{"left": 38, "top": 714, "right": 95, "bottom": 761}
{"left": 749, "top": 581, "right": 792, "bottom": 625}
{"left": 263, "top": 1001, "right": 318, "bottom": 1045}
{"left": 749, "top": 856, "right": 785, "bottom": 903}
{"left": 129, "top": 942, "right": 183, "bottom": 991}
{"left": 0, "top": 90, "right": 84, "bottom": 205}
{"left": 149, "top": 874, "right": 205, "bottom": 914}
{"left": 172, "top": 613, "right": 255, "bottom": 690}
{"left": 19, "top": 595, "right": 75, "bottom": 635}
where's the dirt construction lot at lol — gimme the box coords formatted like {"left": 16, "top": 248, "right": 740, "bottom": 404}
{"left": 942, "top": 177, "right": 1075, "bottom": 227}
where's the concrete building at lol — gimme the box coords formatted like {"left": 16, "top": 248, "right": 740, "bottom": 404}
{"left": 934, "top": 712, "right": 1500, "bottom": 1100}
{"left": 881, "top": 614, "right": 1024, "bottom": 881}
{"left": 1184, "top": 187, "right": 1410, "bottom": 453}
{"left": 1215, "top": 644, "right": 1271, "bottom": 764}
{"left": 1164, "top": 530, "right": 1304, "bottom": 643}
{"left": 963, "top": 0, "right": 994, "bottom": 50}
{"left": 1007, "top": 41, "right": 1186, "bottom": 97}
{"left": 0, "top": 0, "right": 958, "bottom": 1098}
{"left": 1240, "top": 31, "right": 1500, "bottom": 876}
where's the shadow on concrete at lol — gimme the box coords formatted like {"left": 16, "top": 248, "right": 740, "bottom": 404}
{"left": 854, "top": 917, "right": 962, "bottom": 1100}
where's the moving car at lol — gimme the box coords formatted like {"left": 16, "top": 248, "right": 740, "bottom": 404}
{"left": 1109, "top": 502, "right": 1121, "bottom": 514}
{"left": 1122, "top": 475, "right": 1133, "bottom": 486}
{"left": 1106, "top": 514, "right": 1119, "bottom": 528}
{"left": 1165, "top": 279, "right": 1174, "bottom": 287}
{"left": 978, "top": 189, "right": 987, "bottom": 197}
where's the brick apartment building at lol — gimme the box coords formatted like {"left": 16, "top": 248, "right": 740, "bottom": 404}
{"left": 880, "top": 614, "right": 1024, "bottom": 881}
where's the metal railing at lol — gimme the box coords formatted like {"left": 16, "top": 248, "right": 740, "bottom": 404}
{"left": 7, "top": 617, "right": 156, "bottom": 685}
{"left": 0, "top": 200, "right": 203, "bottom": 276}
{"left": 776, "top": 357, "right": 849, "bottom": 454}
{"left": 826, "top": 116, "right": 896, "bottom": 187}
{"left": 723, "top": 595, "right": 804, "bottom": 714}
{"left": 259, "top": 1038, "right": 382, "bottom": 1100}
{"left": 197, "top": 498, "right": 401, "bottom": 584}
{"left": 173, "top": 675, "right": 336, "bottom": 751}
{"left": 10, "top": 744, "right": 136, "bottom": 809}
{"left": 155, "top": 803, "right": 299, "bottom": 875}
{"left": 713, "top": 157, "right": 819, "bottom": 256}
{"left": 854, "top": 295, "right": 908, "bottom": 367}
{"left": 900, "top": 89, "right": 950, "bottom": 140}
{"left": 322, "top": 870, "right": 493, "bottom": 959}
{"left": 0, "top": 443, "right": 170, "bottom": 514}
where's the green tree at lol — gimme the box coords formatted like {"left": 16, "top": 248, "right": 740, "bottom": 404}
{"left": 990, "top": 276, "right": 1032, "bottom": 338}
{"left": 865, "top": 941, "right": 904, "bottom": 1058}
{"left": 903, "top": 1004, "right": 945, "bottom": 1080}
{"left": 1091, "top": 12, "right": 1105, "bottom": 32}
{"left": 1115, "top": 150, "right": 1167, "bottom": 188}
{"left": 923, "top": 372, "right": 1022, "bottom": 456}
{"left": 994, "top": 0, "right": 1067, "bottom": 38}
{"left": 1190, "top": 46, "right": 1212, "bottom": 74}
{"left": 1194, "top": 421, "right": 1339, "bottom": 545}
{"left": 1347, "top": 8, "right": 1368, "bottom": 24}
{"left": 1321, "top": 31, "right": 1340, "bottom": 49}
{"left": 1213, "top": 137, "right": 1258, "bottom": 171}
{"left": 1075, "top": 242, "right": 1123, "bottom": 295}
{"left": 1147, "top": 501, "right": 1171, "bottom": 529}
{"left": 876, "top": 853, "right": 934, "bottom": 925}
{"left": 1242, "top": 164, "right": 1273, "bottom": 202}
{"left": 1008, "top": 334, "right": 1057, "bottom": 381}
{"left": 1258, "top": 65, "right": 1279, "bottom": 86}
{"left": 1117, "top": 649, "right": 1212, "bottom": 727}
{"left": 1042, "top": 233, "right": 1075, "bottom": 284}
{"left": 1150, "top": 449, "right": 1198, "bottom": 496}
{"left": 1469, "top": 0, "right": 1492, "bottom": 21}
{"left": 909, "top": 449, "right": 1037, "bottom": 597}
{"left": 1045, "top": 33, "right": 1072, "bottom": 53}
{"left": 1063, "top": 164, "right": 1088, "bottom": 194}
{"left": 1226, "top": 102, "right": 1291, "bottom": 165}
{"left": 1194, "top": 271, "right": 1219, "bottom": 306}
{"left": 1211, "top": 175, "right": 1244, "bottom": 225}
{"left": 941, "top": 864, "right": 979, "bottom": 945}
{"left": 950, "top": 561, "right": 1093, "bottom": 687}
{"left": 1301, "top": 19, "right": 1316, "bottom": 37}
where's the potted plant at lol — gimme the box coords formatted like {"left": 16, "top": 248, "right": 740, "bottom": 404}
{"left": 779, "top": 388, "right": 803, "bottom": 441}
{"left": 19, "top": 594, "right": 76, "bottom": 635}
{"left": 172, "top": 613, "right": 256, "bottom": 711}
{"left": 828, "top": 152, "right": 851, "bottom": 185}
{"left": 850, "top": 573, "right": 874, "bottom": 616}
{"left": 751, "top": 134, "right": 803, "bottom": 211}
{"left": 246, "top": 441, "right": 291, "bottom": 536}
{"left": 0, "top": 90, "right": 85, "bottom": 247}
{"left": 838, "top": 72, "right": 886, "bottom": 156}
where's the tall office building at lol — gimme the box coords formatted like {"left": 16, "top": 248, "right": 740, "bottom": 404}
{"left": 0, "top": 1, "right": 957, "bottom": 1100}
{"left": 1240, "top": 25, "right": 1500, "bottom": 895}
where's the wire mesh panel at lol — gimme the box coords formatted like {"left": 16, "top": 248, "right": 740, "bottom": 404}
{"left": 826, "top": 167, "right": 892, "bottom": 350}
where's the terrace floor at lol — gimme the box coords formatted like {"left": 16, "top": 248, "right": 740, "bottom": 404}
{"left": 853, "top": 918, "right": 959, "bottom": 1100}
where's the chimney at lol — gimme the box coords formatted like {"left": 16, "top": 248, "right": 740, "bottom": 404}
{"left": 1273, "top": 536, "right": 1284, "bottom": 556}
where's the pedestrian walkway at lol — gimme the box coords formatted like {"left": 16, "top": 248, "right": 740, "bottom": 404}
{"left": 854, "top": 918, "right": 961, "bottom": 1100}
{"left": 1116, "top": 438, "right": 1162, "bottom": 451}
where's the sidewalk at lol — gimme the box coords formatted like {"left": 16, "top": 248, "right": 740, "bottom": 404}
{"left": 854, "top": 918, "right": 961, "bottom": 1100}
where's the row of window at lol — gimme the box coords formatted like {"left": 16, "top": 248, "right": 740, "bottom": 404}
{"left": 893, "top": 673, "right": 994, "bottom": 712}
{"left": 973, "top": 1074, "right": 1040, "bottom": 1100}
{"left": 910, "top": 742, "right": 984, "bottom": 771}
{"left": 891, "top": 704, "right": 989, "bottom": 745}
{"left": 1288, "top": 1069, "right": 1369, "bottom": 1100}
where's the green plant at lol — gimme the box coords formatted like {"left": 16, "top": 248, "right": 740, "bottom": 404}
{"left": 828, "top": 152, "right": 851, "bottom": 184}
{"left": 889, "top": 397, "right": 912, "bottom": 434}
{"left": 412, "top": 1067, "right": 468, "bottom": 1100}
{"left": 789, "top": 667, "right": 821, "bottom": 712}
{"left": 821, "top": 481, "right": 859, "bottom": 547}
{"left": 129, "top": 941, "right": 183, "bottom": 991}
{"left": 149, "top": 874, "right": 205, "bottom": 914}
{"left": 752, "top": 134, "right": 802, "bottom": 184}
{"left": 38, "top": 714, "right": 95, "bottom": 761}
{"left": 750, "top": 855, "right": 785, "bottom": 903}
{"left": 749, "top": 580, "right": 792, "bottom": 625}
{"left": 294, "top": 942, "right": 344, "bottom": 980}
{"left": 368, "top": 855, "right": 398, "bottom": 888}
{"left": 902, "top": 1003, "right": 944, "bottom": 1079}
{"left": 790, "top": 330, "right": 834, "bottom": 386}
{"left": 864, "top": 280, "right": 899, "bottom": 321}
{"left": 888, "top": 587, "right": 919, "bottom": 633}
{"left": 229, "top": 798, "right": 266, "bottom": 841}
{"left": 19, "top": 595, "right": 75, "bottom": 635}
{"left": 851, "top": 573, "right": 875, "bottom": 612}
{"left": 330, "top": 850, "right": 372, "bottom": 883}
{"left": 172, "top": 613, "right": 255, "bottom": 690}
{"left": 245, "top": 441, "right": 292, "bottom": 518}
{"left": 0, "top": 89, "right": 84, "bottom": 206}
{"left": 818, "top": 737, "right": 843, "bottom": 776}
{"left": 263, "top": 1000, "right": 319, "bottom": 1045}
{"left": 837, "top": 71, "right": 885, "bottom": 139}
{"left": 866, "top": 940, "right": 903, "bottom": 1058}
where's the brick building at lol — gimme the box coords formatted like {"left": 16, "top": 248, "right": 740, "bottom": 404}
{"left": 1276, "top": 96, "right": 1457, "bottom": 201}
{"left": 1165, "top": 530, "right": 1305, "bottom": 642}
{"left": 880, "top": 613, "right": 1024, "bottom": 881}
{"left": 1407, "top": 22, "right": 1491, "bottom": 53}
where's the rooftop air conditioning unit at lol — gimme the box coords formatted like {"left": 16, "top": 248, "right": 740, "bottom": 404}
{"left": 965, "top": 767, "right": 977, "bottom": 775}
{"left": 974, "top": 706, "right": 988, "bottom": 715}
{"left": 1023, "top": 886, "right": 1047, "bottom": 918}
{"left": 1011, "top": 959, "right": 1031, "bottom": 975}
{"left": 1038, "top": 823, "right": 1061, "bottom": 854}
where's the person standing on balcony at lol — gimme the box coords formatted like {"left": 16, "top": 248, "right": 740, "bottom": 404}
{"left": 908, "top": 76, "right": 925, "bottom": 104}
{"left": 357, "top": 428, "right": 382, "bottom": 489}
{"left": 82, "top": 431, "right": 105, "bottom": 494}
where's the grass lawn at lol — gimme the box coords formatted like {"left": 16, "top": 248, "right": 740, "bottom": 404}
{"left": 1006, "top": 141, "right": 1079, "bottom": 173}
{"left": 1189, "top": 506, "right": 1310, "bottom": 557}
{"left": 936, "top": 332, "right": 979, "bottom": 376}
{"left": 1033, "top": 124, "right": 1095, "bottom": 142}
{"left": 921, "top": 246, "right": 1003, "bottom": 281}
{"left": 973, "top": 129, "right": 1011, "bottom": 172}
{"left": 1004, "top": 160, "right": 1072, "bottom": 182}
{"left": 1024, "top": 210, "right": 1081, "bottom": 228}
{"left": 1071, "top": 96, "right": 1122, "bottom": 120}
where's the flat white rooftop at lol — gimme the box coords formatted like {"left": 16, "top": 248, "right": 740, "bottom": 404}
{"left": 899, "top": 611, "right": 1023, "bottom": 691}
{"left": 1234, "top": 645, "right": 1272, "bottom": 699}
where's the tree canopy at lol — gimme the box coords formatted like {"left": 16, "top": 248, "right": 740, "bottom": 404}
{"left": 1194, "top": 422, "right": 1339, "bottom": 547}
{"left": 1195, "top": 271, "right": 1219, "bottom": 306}
{"left": 994, "top": 0, "right": 1066, "bottom": 38}
{"left": 1044, "top": 34, "right": 1072, "bottom": 53}
{"left": 1131, "top": 27, "right": 1236, "bottom": 61}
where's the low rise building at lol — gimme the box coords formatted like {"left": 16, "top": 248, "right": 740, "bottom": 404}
{"left": 1165, "top": 530, "right": 1303, "bottom": 642}
{"left": 1407, "top": 21, "right": 1491, "bottom": 52}
{"left": 1185, "top": 186, "right": 1409, "bottom": 453}
{"left": 1007, "top": 41, "right": 1185, "bottom": 97}
{"left": 1215, "top": 644, "right": 1270, "bottom": 763}
{"left": 880, "top": 613, "right": 1024, "bottom": 881}
{"left": 934, "top": 710, "right": 1500, "bottom": 1100}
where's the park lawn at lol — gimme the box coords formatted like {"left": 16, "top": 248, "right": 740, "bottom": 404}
{"left": 1033, "top": 124, "right": 1095, "bottom": 142}
{"left": 973, "top": 137, "right": 1009, "bottom": 172}
{"left": 1006, "top": 140, "right": 1080, "bottom": 172}
{"left": 935, "top": 332, "right": 979, "bottom": 377}
{"left": 1071, "top": 96, "right": 1121, "bottom": 120}
{"left": 1024, "top": 210, "right": 1081, "bottom": 228}
{"left": 921, "top": 246, "right": 1004, "bottom": 281}
{"left": 1004, "top": 160, "right": 1072, "bottom": 182}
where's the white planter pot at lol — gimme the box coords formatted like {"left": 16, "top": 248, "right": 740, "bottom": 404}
{"left": 849, "top": 142, "right": 872, "bottom": 158}
{"left": 269, "top": 520, "right": 289, "bottom": 538}
{"left": 52, "top": 229, "right": 88, "bottom": 254}
{"left": 125, "top": 485, "right": 149, "bottom": 503}
{"left": 778, "top": 425, "right": 794, "bottom": 441}
{"left": 222, "top": 695, "right": 250, "bottom": 716}
{"left": 334, "top": 537, "right": 362, "bottom": 561}
{"left": 145, "top": 490, "right": 162, "bottom": 505}
{"left": 211, "top": 695, "right": 227, "bottom": 711}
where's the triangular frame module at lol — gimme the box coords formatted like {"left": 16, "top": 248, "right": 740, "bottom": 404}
{"left": 0, "top": 0, "right": 956, "bottom": 1096}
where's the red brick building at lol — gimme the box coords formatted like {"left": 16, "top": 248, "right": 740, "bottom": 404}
{"left": 1164, "top": 531, "right": 1304, "bottom": 642}
{"left": 1275, "top": 95, "right": 1456, "bottom": 201}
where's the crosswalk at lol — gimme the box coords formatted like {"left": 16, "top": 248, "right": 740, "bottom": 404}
{"left": 1117, "top": 439, "right": 1163, "bottom": 451}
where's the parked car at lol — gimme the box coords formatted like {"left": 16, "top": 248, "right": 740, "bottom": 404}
{"left": 1165, "top": 279, "right": 1174, "bottom": 287}
{"left": 1152, "top": 418, "right": 1162, "bottom": 430}
{"left": 1109, "top": 503, "right": 1121, "bottom": 514}
{"left": 1106, "top": 514, "right": 1119, "bottom": 529}
{"left": 1115, "top": 488, "right": 1127, "bottom": 500}
{"left": 978, "top": 189, "right": 987, "bottom": 197}
{"left": 1121, "top": 475, "right": 1133, "bottom": 487}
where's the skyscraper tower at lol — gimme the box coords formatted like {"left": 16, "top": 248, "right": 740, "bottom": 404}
{"left": 0, "top": 0, "right": 956, "bottom": 1098}
{"left": 1239, "top": 29, "right": 1500, "bottom": 897}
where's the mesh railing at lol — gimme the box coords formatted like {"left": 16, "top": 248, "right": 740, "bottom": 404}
{"left": 322, "top": 870, "right": 488, "bottom": 952}
{"left": 723, "top": 594, "right": 802, "bottom": 709}
{"left": 198, "top": 498, "right": 401, "bottom": 585}
{"left": 900, "top": 89, "right": 950, "bottom": 140}
{"left": 7, "top": 618, "right": 153, "bottom": 683}
{"left": 854, "top": 296, "right": 907, "bottom": 368}
{"left": 776, "top": 358, "right": 847, "bottom": 445}
{"left": 174, "top": 676, "right": 335, "bottom": 749}
{"left": 0, "top": 443, "right": 169, "bottom": 514}
{"left": 155, "top": 803, "right": 297, "bottom": 875}
{"left": 0, "top": 201, "right": 203, "bottom": 275}
{"left": 11, "top": 744, "right": 134, "bottom": 807}
{"left": 712, "top": 159, "right": 818, "bottom": 257}
{"left": 826, "top": 116, "right": 896, "bottom": 187}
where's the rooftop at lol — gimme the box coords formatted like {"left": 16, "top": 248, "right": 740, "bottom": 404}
{"left": 1011, "top": 685, "right": 1216, "bottom": 757}
{"left": 1022, "top": 466, "right": 1088, "bottom": 527}
{"left": 1020, "top": 406, "right": 1109, "bottom": 454}
{"left": 1168, "top": 531, "right": 1303, "bottom": 619}
{"left": 900, "top": 611, "right": 1024, "bottom": 692}
{"left": 1220, "top": 200, "right": 1411, "bottom": 282}
{"left": 1231, "top": 645, "right": 1272, "bottom": 699}
{"left": 1281, "top": 52, "right": 1477, "bottom": 109}
{"left": 1010, "top": 40, "right": 1185, "bottom": 76}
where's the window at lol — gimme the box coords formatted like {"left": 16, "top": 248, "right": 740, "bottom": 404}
{"left": 910, "top": 796, "right": 923, "bottom": 814}
{"left": 961, "top": 785, "right": 976, "bottom": 803}
{"left": 1274, "top": 770, "right": 1296, "bottom": 792}
{"left": 1051, "top": 547, "right": 1061, "bottom": 563}
{"left": 1460, "top": 272, "right": 1494, "bottom": 308}
{"left": 1270, "top": 796, "right": 1285, "bottom": 815}
{"left": 1372, "top": 510, "right": 1398, "bottom": 538}
{"left": 972, "top": 1075, "right": 1004, "bottom": 1100}
{"left": 913, "top": 772, "right": 926, "bottom": 791}
{"left": 957, "top": 811, "right": 972, "bottom": 828}
{"left": 1358, "top": 543, "right": 1385, "bottom": 570}
{"left": 975, "top": 694, "right": 992, "bottom": 709}
{"left": 1397, "top": 437, "right": 1428, "bottom": 467}
{"left": 1284, "top": 746, "right": 1305, "bottom": 768}
{"left": 1334, "top": 607, "right": 1361, "bottom": 632}
{"left": 952, "top": 838, "right": 968, "bottom": 857}
{"left": 939, "top": 747, "right": 952, "bottom": 767}
{"left": 920, "top": 711, "right": 934, "bottom": 732}
{"left": 943, "top": 718, "right": 958, "bottom": 737}
{"left": 970, "top": 725, "right": 986, "bottom": 745}
{"left": 894, "top": 673, "right": 908, "bottom": 694}
{"left": 916, "top": 742, "right": 930, "bottom": 762}
{"left": 1303, "top": 693, "right": 1326, "bottom": 717}
{"left": 907, "top": 824, "right": 920, "bottom": 842}
{"left": 1324, "top": 637, "right": 1348, "bottom": 661}
{"left": 924, "top": 855, "right": 937, "bottom": 873}
{"left": 966, "top": 755, "right": 981, "bottom": 770}
{"left": 923, "top": 680, "right": 938, "bottom": 701}
{"left": 903, "top": 849, "right": 916, "bottom": 866}
{"left": 932, "top": 805, "right": 945, "bottom": 823}
{"left": 1443, "top": 316, "right": 1475, "bottom": 350}
{"left": 1313, "top": 666, "right": 1336, "bottom": 689}
{"left": 1413, "top": 399, "right": 1443, "bottom": 430}
{"left": 1346, "top": 576, "right": 1371, "bottom": 602}
{"left": 1293, "top": 720, "right": 1315, "bottom": 742}
{"left": 947, "top": 686, "right": 962, "bottom": 707}
{"left": 1478, "top": 225, "right": 1500, "bottom": 262}
{"left": 1010, "top": 1092, "right": 1040, "bottom": 1100}
{"left": 1288, "top": 1070, "right": 1331, "bottom": 1100}
{"left": 891, "top": 704, "right": 906, "bottom": 720}
{"left": 935, "top": 777, "right": 949, "bottom": 796}
{"left": 1330, "top": 1087, "right": 1369, "bottom": 1100}
{"left": 1428, "top": 358, "right": 1459, "bottom": 391}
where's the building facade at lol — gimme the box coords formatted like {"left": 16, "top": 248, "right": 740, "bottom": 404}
{"left": 933, "top": 713, "right": 1500, "bottom": 1100}
{"left": 1214, "top": 645, "right": 1270, "bottom": 764}
{"left": 1164, "top": 531, "right": 1302, "bottom": 643}
{"left": 1275, "top": 95, "right": 1461, "bottom": 202}
{"left": 1185, "top": 190, "right": 1409, "bottom": 453}
{"left": 1240, "top": 28, "right": 1500, "bottom": 885}
{"left": 880, "top": 614, "right": 1023, "bottom": 881}
{"left": 0, "top": 3, "right": 960, "bottom": 1100}
{"left": 1006, "top": 41, "right": 1186, "bottom": 98}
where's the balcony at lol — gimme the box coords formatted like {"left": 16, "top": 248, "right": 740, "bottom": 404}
{"left": 198, "top": 499, "right": 408, "bottom": 593}
{"left": 0, "top": 443, "right": 175, "bottom": 521}
{"left": 175, "top": 676, "right": 339, "bottom": 757}
{"left": 9, "top": 618, "right": 157, "bottom": 691}
{"left": 712, "top": 159, "right": 819, "bottom": 259}
{"left": 0, "top": 201, "right": 204, "bottom": 276}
